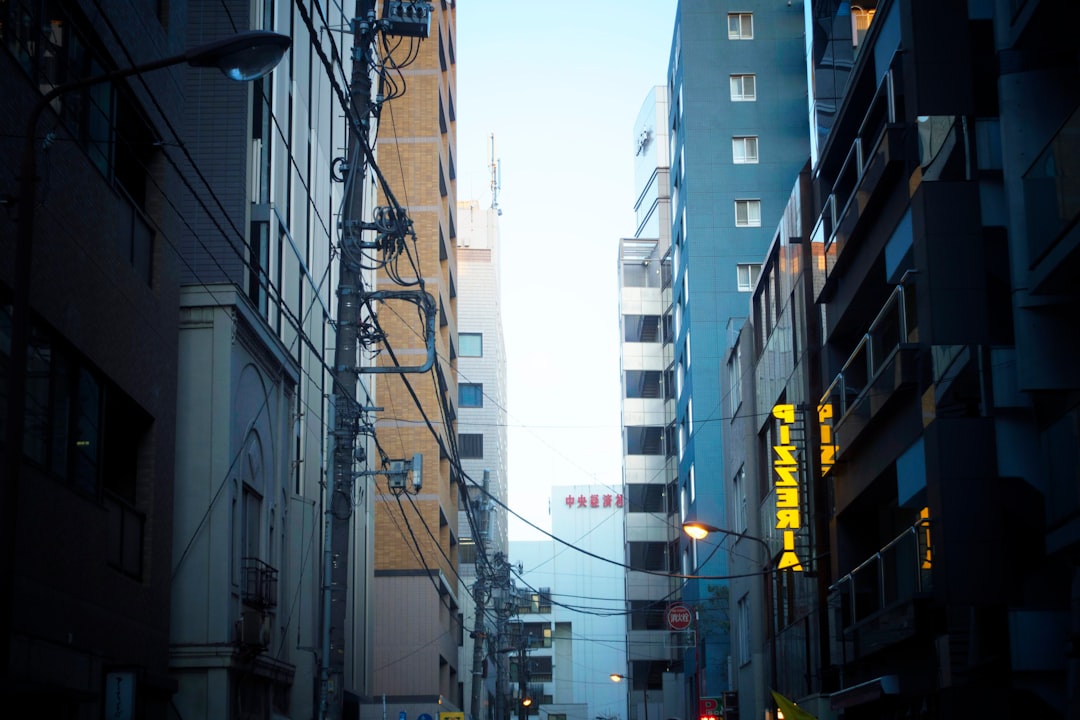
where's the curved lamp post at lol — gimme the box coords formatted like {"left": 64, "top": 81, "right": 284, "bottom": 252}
{"left": 2, "top": 28, "right": 291, "bottom": 674}
{"left": 681, "top": 519, "right": 773, "bottom": 556}
{"left": 610, "top": 674, "right": 647, "bottom": 720}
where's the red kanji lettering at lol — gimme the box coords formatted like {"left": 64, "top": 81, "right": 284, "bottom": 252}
{"left": 615, "top": 494, "right": 624, "bottom": 508}
{"left": 590, "top": 494, "right": 600, "bottom": 508}
{"left": 565, "top": 495, "right": 575, "bottom": 507}
{"left": 603, "top": 494, "right": 613, "bottom": 507}
{"left": 577, "top": 495, "right": 587, "bottom": 507}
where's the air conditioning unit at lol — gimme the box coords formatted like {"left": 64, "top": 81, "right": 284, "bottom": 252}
{"left": 239, "top": 610, "right": 272, "bottom": 649}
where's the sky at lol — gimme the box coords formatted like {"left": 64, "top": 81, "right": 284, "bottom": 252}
{"left": 454, "top": 1, "right": 679, "bottom": 540}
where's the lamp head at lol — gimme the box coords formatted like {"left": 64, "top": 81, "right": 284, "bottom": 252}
{"left": 682, "top": 520, "right": 720, "bottom": 541}
{"left": 609, "top": 673, "right": 626, "bottom": 683}
{"left": 186, "top": 30, "right": 291, "bottom": 81}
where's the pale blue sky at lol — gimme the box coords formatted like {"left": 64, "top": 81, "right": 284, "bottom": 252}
{"left": 455, "top": 1, "right": 678, "bottom": 540}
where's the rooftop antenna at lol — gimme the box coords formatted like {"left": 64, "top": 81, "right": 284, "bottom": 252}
{"left": 489, "top": 132, "right": 502, "bottom": 215}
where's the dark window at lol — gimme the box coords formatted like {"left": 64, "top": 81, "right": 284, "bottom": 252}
{"left": 625, "top": 370, "right": 662, "bottom": 399}
{"left": 459, "top": 433, "right": 483, "bottom": 458}
{"left": 629, "top": 600, "right": 667, "bottom": 630}
{"left": 626, "top": 426, "right": 664, "bottom": 455}
{"left": 626, "top": 484, "right": 666, "bottom": 513}
{"left": 249, "top": 221, "right": 270, "bottom": 317}
{"left": 628, "top": 541, "right": 668, "bottom": 571}
{"left": 624, "top": 314, "right": 661, "bottom": 343}
{"left": 459, "top": 383, "right": 483, "bottom": 407}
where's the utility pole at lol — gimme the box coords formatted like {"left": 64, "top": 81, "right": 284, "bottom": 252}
{"left": 322, "top": 3, "right": 434, "bottom": 719}
{"left": 470, "top": 572, "right": 489, "bottom": 719}
{"left": 321, "top": 2, "right": 378, "bottom": 718}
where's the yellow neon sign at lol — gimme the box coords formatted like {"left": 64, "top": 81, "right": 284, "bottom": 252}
{"left": 772, "top": 404, "right": 804, "bottom": 571}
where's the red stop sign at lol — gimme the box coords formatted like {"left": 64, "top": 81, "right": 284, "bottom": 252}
{"left": 666, "top": 603, "right": 692, "bottom": 630}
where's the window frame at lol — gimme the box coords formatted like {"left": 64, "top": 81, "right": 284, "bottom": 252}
{"left": 732, "top": 136, "right": 759, "bottom": 164}
{"left": 735, "top": 199, "right": 762, "bottom": 228}
{"left": 728, "top": 12, "right": 754, "bottom": 40}
{"left": 730, "top": 74, "right": 757, "bottom": 101}
{"left": 458, "top": 382, "right": 484, "bottom": 408}
{"left": 459, "top": 332, "right": 483, "bottom": 357}
{"left": 737, "top": 263, "right": 762, "bottom": 292}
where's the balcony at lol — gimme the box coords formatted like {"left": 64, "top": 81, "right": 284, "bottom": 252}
{"left": 815, "top": 66, "right": 906, "bottom": 302}
{"left": 241, "top": 557, "right": 279, "bottom": 609}
{"left": 821, "top": 277, "right": 918, "bottom": 453}
{"left": 829, "top": 519, "right": 933, "bottom": 662}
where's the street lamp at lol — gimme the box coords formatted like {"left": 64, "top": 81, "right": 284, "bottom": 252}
{"left": 1, "top": 27, "right": 291, "bottom": 676}
{"left": 681, "top": 519, "right": 772, "bottom": 556}
{"left": 610, "top": 675, "right": 647, "bottom": 720}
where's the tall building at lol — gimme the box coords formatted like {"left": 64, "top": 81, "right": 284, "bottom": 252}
{"left": 369, "top": 1, "right": 463, "bottom": 717}
{"left": 0, "top": 1, "right": 185, "bottom": 715}
{"left": 168, "top": 2, "right": 364, "bottom": 718}
{"left": 618, "top": 86, "right": 684, "bottom": 720}
{"left": 456, "top": 196, "right": 510, "bottom": 720}
{"left": 511, "top": 485, "right": 627, "bottom": 720}
{"left": 723, "top": 0, "right": 1080, "bottom": 718}
{"left": 665, "top": 0, "right": 809, "bottom": 710}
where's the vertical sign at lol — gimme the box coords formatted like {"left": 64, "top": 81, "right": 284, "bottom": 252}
{"left": 772, "top": 404, "right": 804, "bottom": 571}
{"left": 104, "top": 671, "right": 136, "bottom": 720}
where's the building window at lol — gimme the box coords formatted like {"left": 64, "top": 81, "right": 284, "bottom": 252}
{"left": 459, "top": 433, "right": 484, "bottom": 458}
{"left": 20, "top": 318, "right": 148, "bottom": 499}
{"left": 628, "top": 542, "right": 669, "bottom": 571}
{"left": 738, "top": 595, "right": 752, "bottom": 665}
{"left": 730, "top": 74, "right": 756, "bottom": 101}
{"left": 625, "top": 370, "right": 662, "bottom": 399}
{"left": 626, "top": 484, "right": 666, "bottom": 513}
{"left": 626, "top": 426, "right": 664, "bottom": 455}
{"left": 733, "top": 136, "right": 759, "bottom": 164}
{"left": 460, "top": 332, "right": 483, "bottom": 357}
{"left": 459, "top": 383, "right": 483, "bottom": 408}
{"left": 728, "top": 12, "right": 753, "bottom": 39}
{"left": 733, "top": 466, "right": 748, "bottom": 534}
{"left": 737, "top": 263, "right": 761, "bottom": 292}
{"left": 624, "top": 314, "right": 661, "bottom": 343}
{"left": 629, "top": 600, "right": 667, "bottom": 630}
{"left": 729, "top": 342, "right": 743, "bottom": 418}
{"left": 735, "top": 199, "right": 762, "bottom": 227}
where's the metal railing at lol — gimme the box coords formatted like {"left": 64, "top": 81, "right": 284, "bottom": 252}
{"left": 829, "top": 518, "right": 933, "bottom": 631}
{"left": 241, "top": 556, "right": 279, "bottom": 609}
{"left": 820, "top": 274, "right": 918, "bottom": 419}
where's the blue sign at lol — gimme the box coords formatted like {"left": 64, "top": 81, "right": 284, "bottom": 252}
{"left": 400, "top": 712, "right": 407, "bottom": 720}
{"left": 419, "top": 714, "right": 434, "bottom": 720}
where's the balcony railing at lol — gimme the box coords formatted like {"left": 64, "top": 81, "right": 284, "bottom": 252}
{"left": 241, "top": 557, "right": 279, "bottom": 609}
{"left": 829, "top": 518, "right": 933, "bottom": 634}
{"left": 820, "top": 275, "right": 918, "bottom": 423}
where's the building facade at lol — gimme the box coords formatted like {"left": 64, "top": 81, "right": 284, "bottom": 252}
{"left": 722, "top": 0, "right": 1080, "bottom": 717}
{"left": 619, "top": 86, "right": 684, "bottom": 720}
{"left": 1, "top": 1, "right": 185, "bottom": 714}
{"left": 511, "top": 485, "right": 627, "bottom": 720}
{"left": 169, "top": 1, "right": 365, "bottom": 718}
{"left": 665, "top": 0, "right": 810, "bottom": 711}
{"left": 456, "top": 197, "right": 510, "bottom": 720}
{"left": 370, "top": 1, "right": 464, "bottom": 717}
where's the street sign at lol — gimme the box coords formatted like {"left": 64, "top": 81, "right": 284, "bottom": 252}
{"left": 666, "top": 603, "right": 693, "bottom": 630}
{"left": 699, "top": 697, "right": 722, "bottom": 720}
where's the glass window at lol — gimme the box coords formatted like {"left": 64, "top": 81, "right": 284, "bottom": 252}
{"left": 626, "top": 484, "right": 666, "bottom": 513}
{"left": 733, "top": 136, "right": 759, "bottom": 164}
{"left": 735, "top": 199, "right": 762, "bottom": 227}
{"left": 459, "top": 332, "right": 482, "bottom": 357}
{"left": 737, "top": 263, "right": 762, "bottom": 292}
{"left": 625, "top": 370, "right": 662, "bottom": 399}
{"left": 626, "top": 426, "right": 664, "bottom": 455}
{"left": 624, "top": 314, "right": 661, "bottom": 343}
{"left": 730, "top": 74, "right": 756, "bottom": 101}
{"left": 459, "top": 383, "right": 483, "bottom": 408}
{"left": 728, "top": 12, "right": 753, "bottom": 39}
{"left": 459, "top": 433, "right": 483, "bottom": 458}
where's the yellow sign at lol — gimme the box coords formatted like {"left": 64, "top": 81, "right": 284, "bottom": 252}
{"left": 772, "top": 404, "right": 804, "bottom": 571}
{"left": 440, "top": 713, "right": 465, "bottom": 720}
{"left": 817, "top": 403, "right": 837, "bottom": 476}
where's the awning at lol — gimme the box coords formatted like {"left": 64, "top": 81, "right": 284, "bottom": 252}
{"left": 829, "top": 675, "right": 900, "bottom": 710}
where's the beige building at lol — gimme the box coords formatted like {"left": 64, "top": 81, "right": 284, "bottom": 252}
{"left": 369, "top": 2, "right": 463, "bottom": 718}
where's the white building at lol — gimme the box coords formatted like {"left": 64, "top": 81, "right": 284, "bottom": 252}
{"left": 618, "top": 87, "right": 684, "bottom": 720}
{"left": 456, "top": 198, "right": 510, "bottom": 720}
{"left": 510, "top": 485, "right": 627, "bottom": 720}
